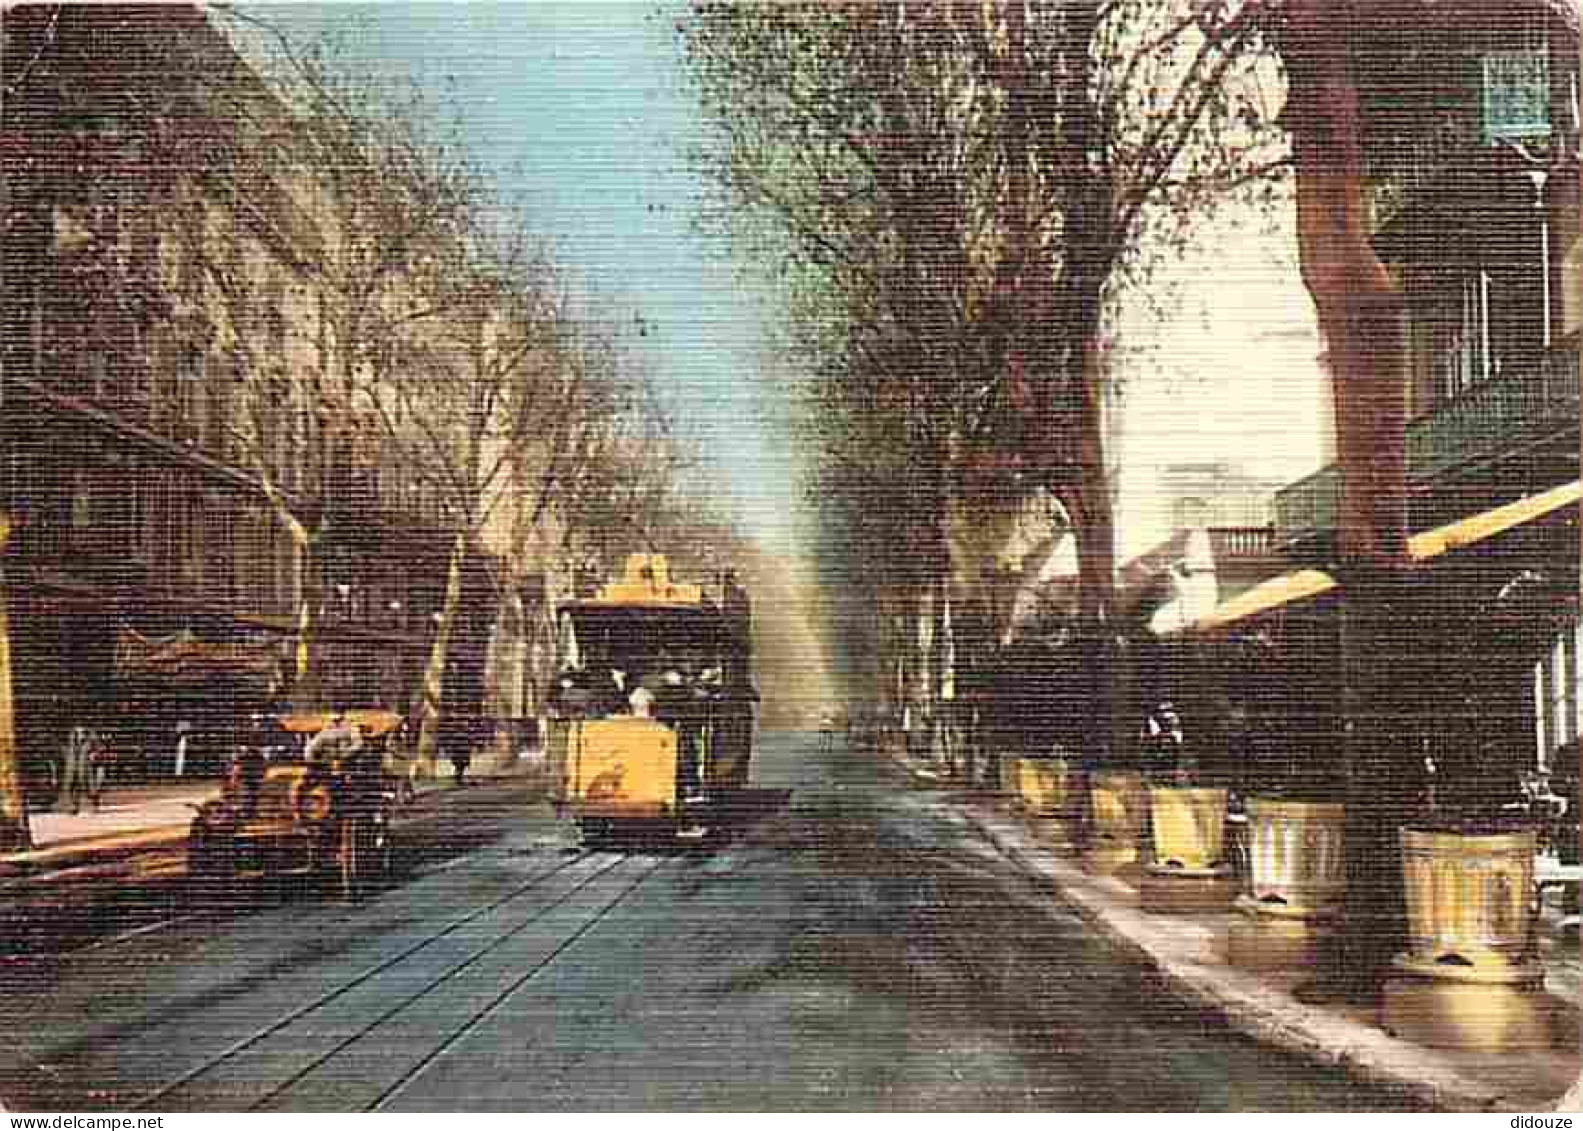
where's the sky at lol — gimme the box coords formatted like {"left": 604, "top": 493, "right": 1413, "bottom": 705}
{"left": 254, "top": 2, "right": 805, "bottom": 554}
{"left": 243, "top": 4, "right": 1332, "bottom": 574}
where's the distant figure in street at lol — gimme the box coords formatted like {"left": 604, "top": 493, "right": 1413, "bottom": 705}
{"left": 381, "top": 719, "right": 420, "bottom": 806}
{"left": 818, "top": 708, "right": 839, "bottom": 754}
{"left": 86, "top": 731, "right": 114, "bottom": 810}
{"left": 58, "top": 724, "right": 95, "bottom": 815}
{"left": 451, "top": 743, "right": 472, "bottom": 787}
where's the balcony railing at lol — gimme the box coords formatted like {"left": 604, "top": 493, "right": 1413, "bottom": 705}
{"left": 1407, "top": 345, "right": 1579, "bottom": 479}
{"left": 1275, "top": 339, "right": 1579, "bottom": 540}
{"left": 1208, "top": 526, "right": 1278, "bottom": 561}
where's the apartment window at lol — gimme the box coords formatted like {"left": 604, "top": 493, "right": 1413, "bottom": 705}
{"left": 176, "top": 348, "right": 206, "bottom": 445}
{"left": 172, "top": 486, "right": 202, "bottom": 594}
{"left": 141, "top": 468, "right": 168, "bottom": 577}
{"left": 217, "top": 357, "right": 244, "bottom": 461}
{"left": 124, "top": 324, "right": 151, "bottom": 417}
{"left": 202, "top": 490, "right": 230, "bottom": 604}
{"left": 1482, "top": 48, "right": 1550, "bottom": 144}
{"left": 69, "top": 468, "right": 92, "bottom": 535}
{"left": 1534, "top": 618, "right": 1581, "bottom": 771}
{"left": 127, "top": 464, "right": 148, "bottom": 566}
{"left": 1418, "top": 268, "right": 1491, "bottom": 404}
{"left": 1174, "top": 496, "right": 1210, "bottom": 530}
{"left": 73, "top": 456, "right": 137, "bottom": 561}
{"left": 87, "top": 347, "right": 108, "bottom": 402}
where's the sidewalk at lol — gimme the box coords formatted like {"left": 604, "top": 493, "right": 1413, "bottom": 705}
{"left": 890, "top": 751, "right": 1581, "bottom": 1114}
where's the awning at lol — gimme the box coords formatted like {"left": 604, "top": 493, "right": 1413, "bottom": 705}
{"left": 114, "top": 627, "right": 287, "bottom": 691}
{"left": 1176, "top": 479, "right": 1580, "bottom": 635}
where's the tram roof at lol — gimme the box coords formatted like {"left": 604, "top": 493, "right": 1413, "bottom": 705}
{"left": 1177, "top": 478, "right": 1579, "bottom": 636}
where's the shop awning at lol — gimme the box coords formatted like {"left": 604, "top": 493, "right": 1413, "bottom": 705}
{"left": 1177, "top": 479, "right": 1579, "bottom": 635}
{"left": 114, "top": 627, "right": 287, "bottom": 691}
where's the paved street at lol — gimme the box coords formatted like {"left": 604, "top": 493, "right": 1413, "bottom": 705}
{"left": 0, "top": 733, "right": 1427, "bottom": 1111}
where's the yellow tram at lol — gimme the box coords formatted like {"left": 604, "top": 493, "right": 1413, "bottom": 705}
{"left": 546, "top": 553, "right": 756, "bottom": 839}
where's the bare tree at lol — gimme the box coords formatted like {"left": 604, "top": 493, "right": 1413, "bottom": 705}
{"left": 355, "top": 227, "right": 651, "bottom": 765}
{"left": 554, "top": 338, "right": 688, "bottom": 586}
{"left": 159, "top": 10, "right": 482, "bottom": 706}
{"left": 679, "top": 0, "right": 1287, "bottom": 761}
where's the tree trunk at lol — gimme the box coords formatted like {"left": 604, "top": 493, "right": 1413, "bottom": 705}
{"left": 1281, "top": 0, "right": 1413, "bottom": 994}
{"left": 415, "top": 528, "right": 467, "bottom": 766}
{"left": 930, "top": 575, "right": 955, "bottom": 770}
{"left": 911, "top": 582, "right": 934, "bottom": 761}
{"left": 283, "top": 525, "right": 325, "bottom": 711}
{"left": 1057, "top": 335, "right": 1121, "bottom": 768}
{"left": 1283, "top": 3, "right": 1408, "bottom": 567}
{"left": 0, "top": 513, "right": 32, "bottom": 854}
{"left": 1038, "top": 0, "right": 1120, "bottom": 769}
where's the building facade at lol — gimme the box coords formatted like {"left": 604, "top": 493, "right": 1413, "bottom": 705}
{"left": 0, "top": 6, "right": 493, "bottom": 794}
{"left": 1271, "top": 1, "right": 1581, "bottom": 780}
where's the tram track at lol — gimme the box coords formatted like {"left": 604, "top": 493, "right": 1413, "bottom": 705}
{"left": 42, "top": 837, "right": 539, "bottom": 963}
{"left": 365, "top": 851, "right": 663, "bottom": 1112}
{"left": 125, "top": 845, "right": 668, "bottom": 1113}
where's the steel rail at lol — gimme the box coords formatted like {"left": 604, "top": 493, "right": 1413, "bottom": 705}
{"left": 126, "top": 845, "right": 616, "bottom": 1112}
{"left": 245, "top": 853, "right": 667, "bottom": 1113}
{"left": 364, "top": 852, "right": 669, "bottom": 1112}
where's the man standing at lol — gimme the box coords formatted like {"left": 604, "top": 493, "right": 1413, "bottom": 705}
{"left": 450, "top": 725, "right": 473, "bottom": 787}
{"left": 59, "top": 723, "right": 94, "bottom": 815}
{"left": 86, "top": 730, "right": 112, "bottom": 810}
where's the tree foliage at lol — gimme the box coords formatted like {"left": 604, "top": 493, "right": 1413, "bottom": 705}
{"left": 678, "top": 0, "right": 1289, "bottom": 749}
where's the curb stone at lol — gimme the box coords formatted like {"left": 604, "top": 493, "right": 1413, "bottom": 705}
{"left": 884, "top": 748, "right": 1578, "bottom": 1113}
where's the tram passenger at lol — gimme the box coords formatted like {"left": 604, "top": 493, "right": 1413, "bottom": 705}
{"left": 608, "top": 660, "right": 641, "bottom": 716}
{"left": 652, "top": 648, "right": 711, "bottom": 804}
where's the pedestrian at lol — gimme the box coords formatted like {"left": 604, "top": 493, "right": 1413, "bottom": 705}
{"left": 86, "top": 729, "right": 113, "bottom": 810}
{"left": 58, "top": 723, "right": 93, "bottom": 815}
{"left": 451, "top": 743, "right": 472, "bottom": 787}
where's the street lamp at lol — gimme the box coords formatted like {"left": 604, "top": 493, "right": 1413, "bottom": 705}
{"left": 1504, "top": 137, "right": 1554, "bottom": 352}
